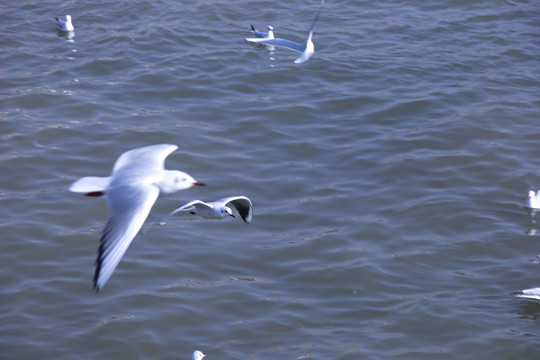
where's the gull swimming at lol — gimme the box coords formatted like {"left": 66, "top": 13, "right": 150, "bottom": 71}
{"left": 169, "top": 196, "right": 253, "bottom": 224}
{"left": 245, "top": 0, "right": 324, "bottom": 63}
{"left": 526, "top": 190, "right": 540, "bottom": 209}
{"left": 513, "top": 287, "right": 540, "bottom": 302}
{"left": 70, "top": 144, "right": 204, "bottom": 292}
{"left": 249, "top": 24, "right": 274, "bottom": 39}
{"left": 192, "top": 351, "right": 207, "bottom": 360}
{"left": 55, "top": 15, "right": 74, "bottom": 31}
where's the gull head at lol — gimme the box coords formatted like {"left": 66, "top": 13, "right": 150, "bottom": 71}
{"left": 192, "top": 351, "right": 206, "bottom": 360}
{"left": 527, "top": 190, "right": 538, "bottom": 209}
{"left": 221, "top": 206, "right": 235, "bottom": 218}
{"left": 159, "top": 170, "right": 204, "bottom": 193}
{"left": 267, "top": 25, "right": 275, "bottom": 39}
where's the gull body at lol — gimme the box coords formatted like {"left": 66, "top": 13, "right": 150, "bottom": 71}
{"left": 246, "top": 0, "right": 324, "bottom": 63}
{"left": 169, "top": 196, "right": 253, "bottom": 224}
{"left": 248, "top": 25, "right": 274, "bottom": 39}
{"left": 526, "top": 190, "right": 540, "bottom": 209}
{"left": 55, "top": 15, "right": 74, "bottom": 31}
{"left": 193, "top": 351, "right": 207, "bottom": 360}
{"left": 70, "top": 144, "right": 204, "bottom": 292}
{"left": 514, "top": 287, "right": 540, "bottom": 302}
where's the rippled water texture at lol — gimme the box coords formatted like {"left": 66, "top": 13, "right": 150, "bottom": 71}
{"left": 1, "top": 0, "right": 539, "bottom": 359}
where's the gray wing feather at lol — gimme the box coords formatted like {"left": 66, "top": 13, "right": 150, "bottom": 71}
{"left": 309, "top": 0, "right": 324, "bottom": 33}
{"left": 250, "top": 25, "right": 267, "bottom": 38}
{"left": 252, "top": 38, "right": 305, "bottom": 52}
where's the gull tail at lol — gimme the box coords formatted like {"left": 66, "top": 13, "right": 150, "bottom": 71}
{"left": 69, "top": 176, "right": 112, "bottom": 196}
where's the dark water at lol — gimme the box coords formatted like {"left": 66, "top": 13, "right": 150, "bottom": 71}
{"left": 1, "top": 0, "right": 539, "bottom": 359}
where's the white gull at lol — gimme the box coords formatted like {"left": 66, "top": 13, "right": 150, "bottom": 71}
{"left": 245, "top": 0, "right": 324, "bottom": 63}
{"left": 169, "top": 196, "right": 253, "bottom": 224}
{"left": 514, "top": 287, "right": 540, "bottom": 302}
{"left": 55, "top": 15, "right": 74, "bottom": 32}
{"left": 193, "top": 350, "right": 207, "bottom": 360}
{"left": 526, "top": 190, "right": 540, "bottom": 209}
{"left": 70, "top": 144, "right": 204, "bottom": 292}
{"left": 249, "top": 25, "right": 274, "bottom": 39}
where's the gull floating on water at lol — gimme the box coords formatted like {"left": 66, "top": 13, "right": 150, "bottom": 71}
{"left": 526, "top": 190, "right": 540, "bottom": 209}
{"left": 193, "top": 351, "right": 207, "bottom": 360}
{"left": 55, "top": 15, "right": 74, "bottom": 31}
{"left": 169, "top": 196, "right": 253, "bottom": 224}
{"left": 513, "top": 287, "right": 540, "bottom": 302}
{"left": 245, "top": 0, "right": 324, "bottom": 63}
{"left": 249, "top": 24, "right": 274, "bottom": 39}
{"left": 70, "top": 144, "right": 204, "bottom": 292}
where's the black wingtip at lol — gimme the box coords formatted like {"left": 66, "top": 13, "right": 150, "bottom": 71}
{"left": 93, "top": 270, "right": 101, "bottom": 293}
{"left": 93, "top": 237, "right": 105, "bottom": 293}
{"left": 93, "top": 268, "right": 101, "bottom": 293}
{"left": 250, "top": 24, "right": 255, "bottom": 31}
{"left": 55, "top": 17, "right": 59, "bottom": 21}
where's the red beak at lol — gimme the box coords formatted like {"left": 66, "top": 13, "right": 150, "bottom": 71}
{"left": 193, "top": 181, "right": 205, "bottom": 186}
{"left": 230, "top": 214, "right": 236, "bottom": 218}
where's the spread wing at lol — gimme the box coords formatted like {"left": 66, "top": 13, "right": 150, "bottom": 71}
{"left": 222, "top": 196, "right": 253, "bottom": 224}
{"left": 112, "top": 144, "right": 178, "bottom": 175}
{"left": 246, "top": 37, "right": 306, "bottom": 53}
{"left": 309, "top": 0, "right": 324, "bottom": 34}
{"left": 168, "top": 200, "right": 211, "bottom": 216}
{"left": 94, "top": 181, "right": 159, "bottom": 291}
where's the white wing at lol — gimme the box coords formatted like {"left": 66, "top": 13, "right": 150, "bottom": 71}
{"left": 94, "top": 181, "right": 159, "bottom": 291}
{"left": 112, "top": 144, "right": 178, "bottom": 175}
{"left": 248, "top": 37, "right": 306, "bottom": 52}
{"left": 168, "top": 200, "right": 211, "bottom": 216}
{"left": 221, "top": 196, "right": 253, "bottom": 224}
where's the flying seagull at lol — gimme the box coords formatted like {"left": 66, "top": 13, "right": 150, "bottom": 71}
{"left": 245, "top": 0, "right": 324, "bottom": 63}
{"left": 70, "top": 144, "right": 204, "bottom": 292}
{"left": 169, "top": 196, "right": 253, "bottom": 224}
